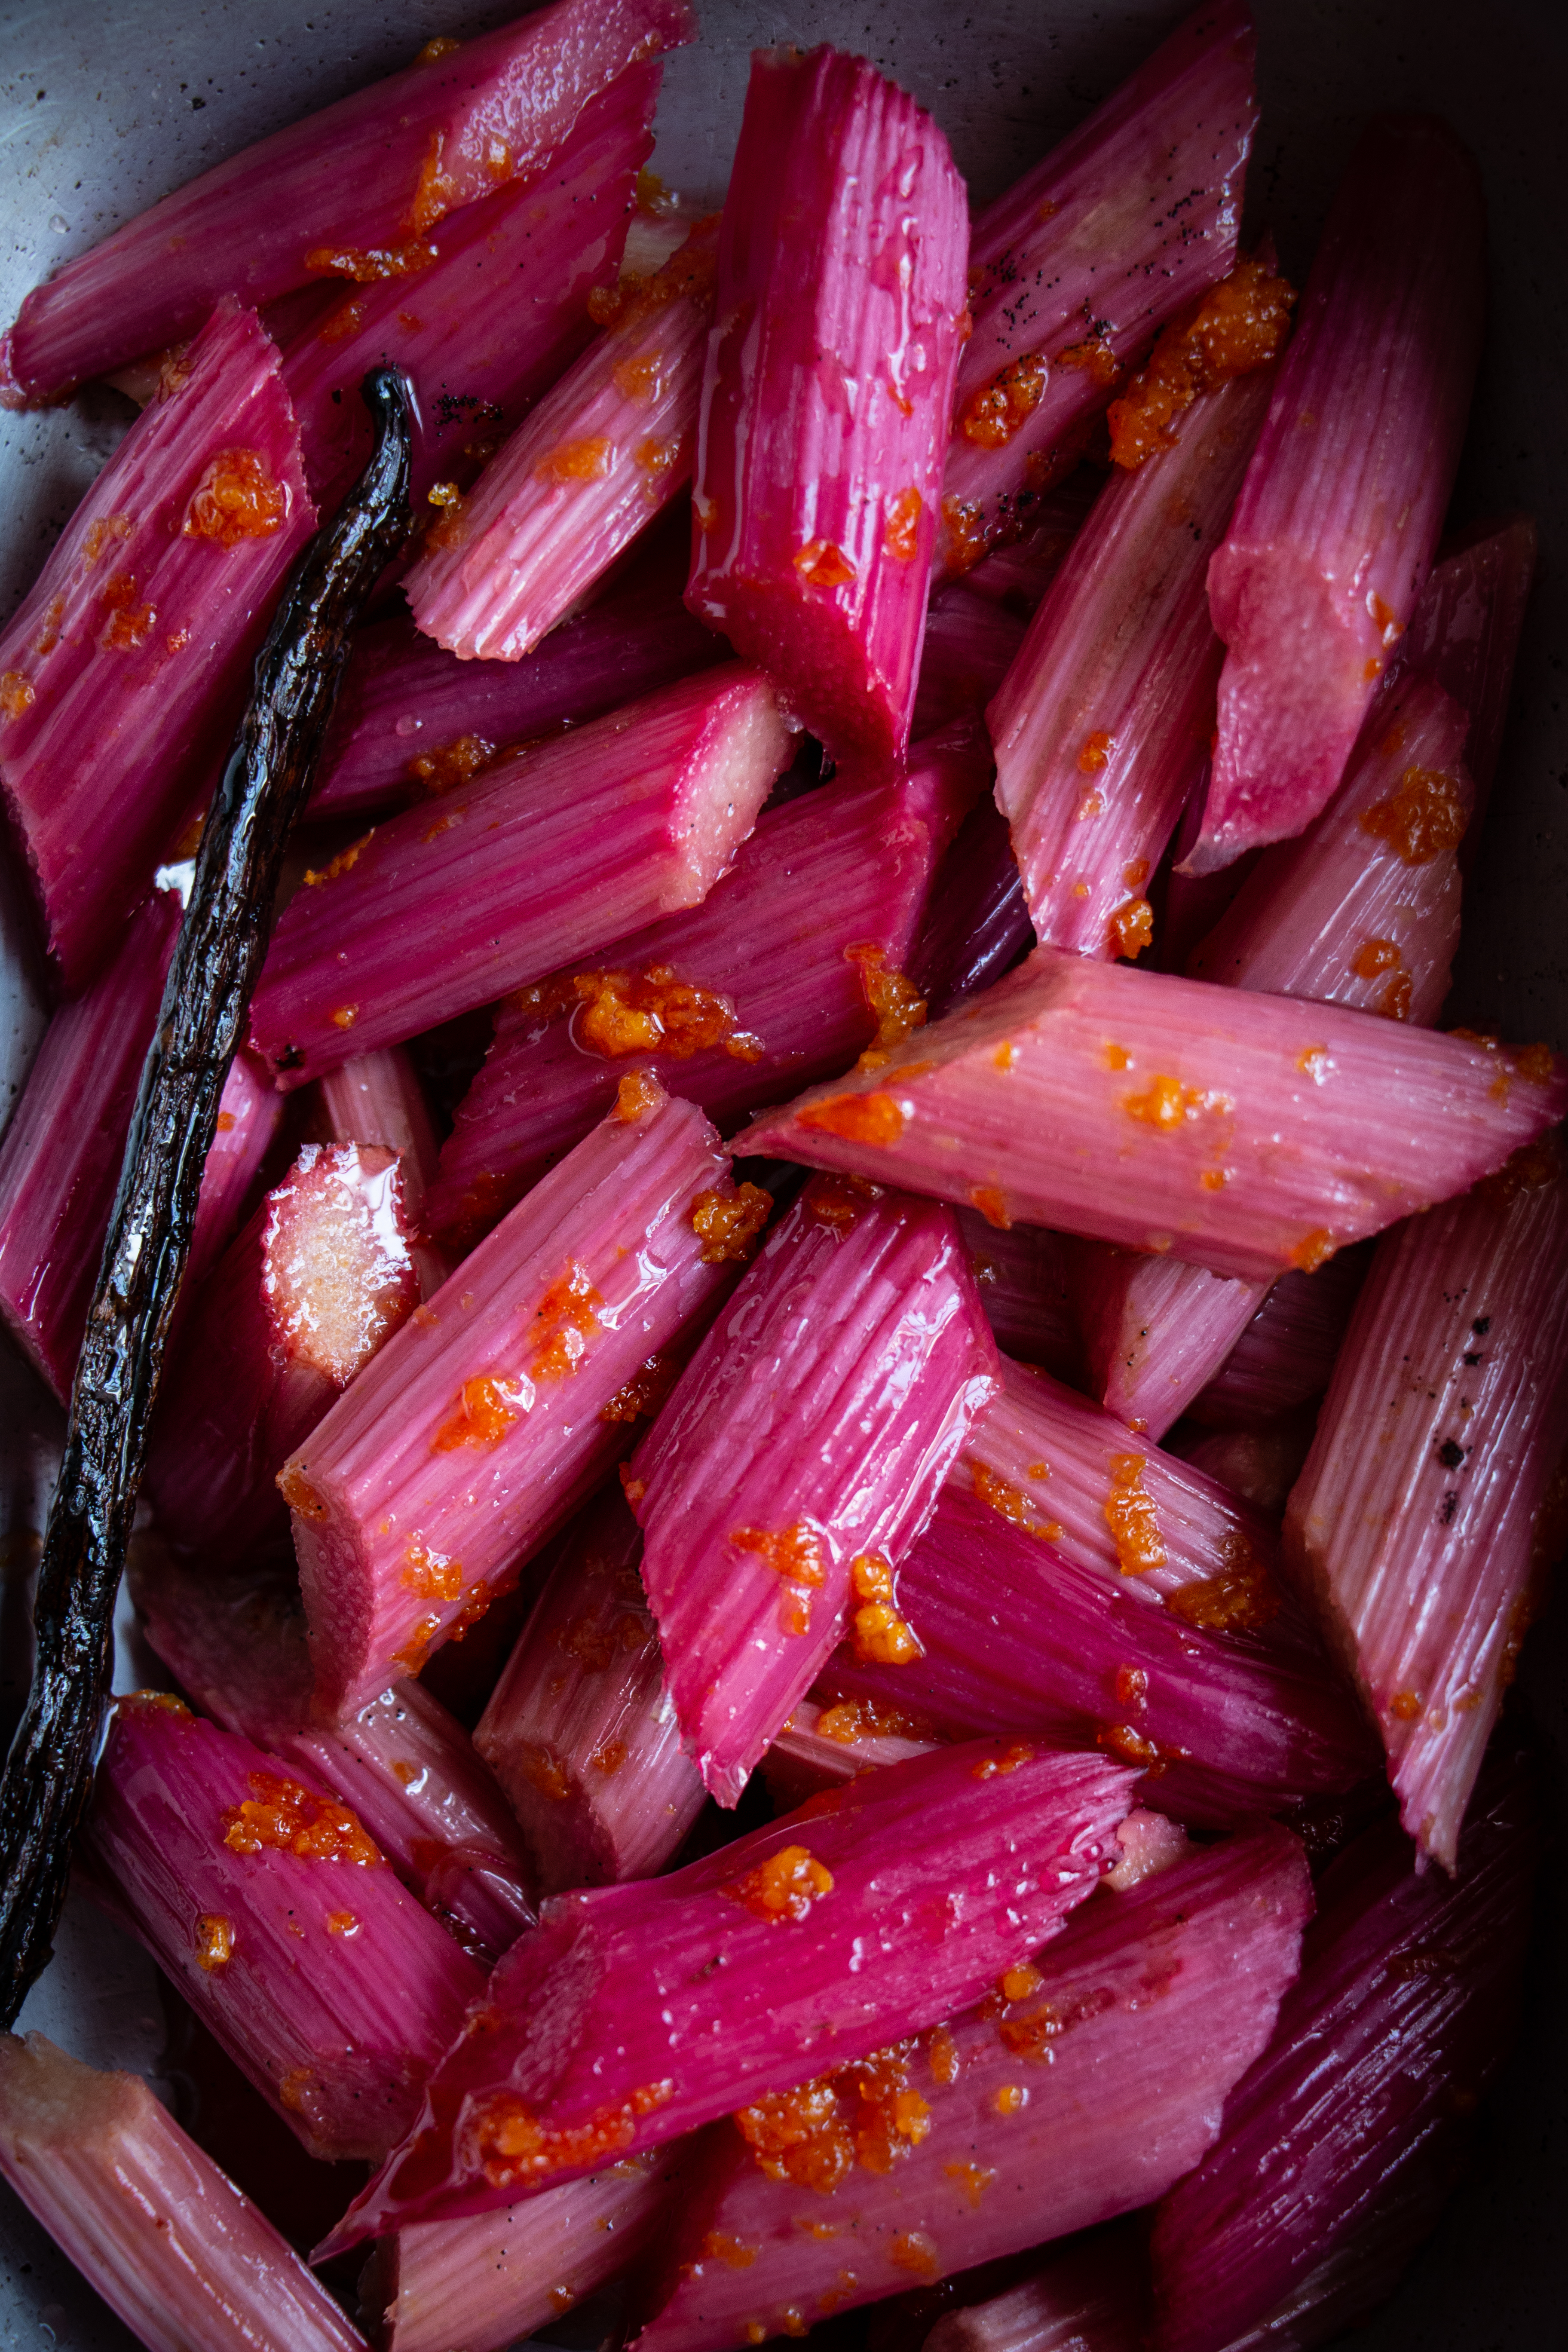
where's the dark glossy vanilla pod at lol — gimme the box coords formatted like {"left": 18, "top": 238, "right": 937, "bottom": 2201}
{"left": 0, "top": 368, "right": 412, "bottom": 2031}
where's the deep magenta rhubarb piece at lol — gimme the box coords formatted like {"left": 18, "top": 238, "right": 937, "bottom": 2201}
{"left": 1189, "top": 116, "right": 1486, "bottom": 871}
{"left": 1189, "top": 1246, "right": 1369, "bottom": 1430}
{"left": 630, "top": 1823, "right": 1308, "bottom": 2349}
{"left": 184, "top": 1051, "right": 285, "bottom": 1297}
{"left": 1285, "top": 1138, "right": 1568, "bottom": 1867}
{"left": 279, "top": 1088, "right": 739, "bottom": 1719}
{"left": 685, "top": 44, "right": 969, "bottom": 762}
{"left": 913, "top": 588, "right": 1026, "bottom": 739}
{"left": 758, "top": 1694, "right": 940, "bottom": 1810}
{"left": 3, "top": 0, "right": 695, "bottom": 403}
{"left": 249, "top": 663, "right": 791, "bottom": 1085}
{"left": 475, "top": 1485, "right": 705, "bottom": 1893}
{"left": 906, "top": 796, "right": 1034, "bottom": 1021}
{"left": 406, "top": 216, "right": 717, "bottom": 656}
{"left": 1149, "top": 1758, "right": 1534, "bottom": 2352}
{"left": 425, "top": 734, "right": 985, "bottom": 1247}
{"left": 0, "top": 890, "right": 179, "bottom": 1399}
{"left": 1067, "top": 1244, "right": 1268, "bottom": 1441}
{"left": 0, "top": 300, "right": 314, "bottom": 989}
{"left": 628, "top": 1175, "right": 1001, "bottom": 1804}
{"left": 0, "top": 2032, "right": 368, "bottom": 2352}
{"left": 939, "top": 0, "right": 1256, "bottom": 574}
{"left": 1392, "top": 516, "right": 1537, "bottom": 850}
{"left": 738, "top": 945, "right": 1568, "bottom": 1283}
{"left": 989, "top": 362, "right": 1275, "bottom": 962}
{"left": 144, "top": 1143, "right": 422, "bottom": 1559}
{"left": 322, "top": 1739, "right": 1136, "bottom": 2245}
{"left": 956, "top": 1209, "right": 1079, "bottom": 1382}
{"left": 76, "top": 1697, "right": 486, "bottom": 2163}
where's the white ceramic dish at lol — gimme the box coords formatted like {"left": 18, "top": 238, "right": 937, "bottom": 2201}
{"left": 0, "top": 2, "right": 1564, "bottom": 2343}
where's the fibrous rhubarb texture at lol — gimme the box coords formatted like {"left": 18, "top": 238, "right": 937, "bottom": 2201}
{"left": 739, "top": 945, "right": 1568, "bottom": 1283}
{"left": 184, "top": 1051, "right": 285, "bottom": 1296}
{"left": 923, "top": 2229, "right": 1145, "bottom": 2352}
{"left": 907, "top": 797, "right": 1034, "bottom": 1021}
{"left": 426, "top": 735, "right": 984, "bottom": 1246}
{"left": 1149, "top": 1757, "right": 1533, "bottom": 2351}
{"left": 476, "top": 1486, "right": 706, "bottom": 1892}
{"left": 407, "top": 216, "right": 716, "bottom": 657}
{"left": 369, "top": 2151, "right": 681, "bottom": 2352}
{"left": 145, "top": 1143, "right": 421, "bottom": 1558}
{"left": 1285, "top": 1139, "right": 1568, "bottom": 1867}
{"left": 1190, "top": 1247, "right": 1369, "bottom": 1430}
{"left": 319, "top": 1045, "right": 449, "bottom": 1295}
{"left": 631, "top": 1823, "right": 1308, "bottom": 2349}
{"left": 821, "top": 1485, "right": 1372, "bottom": 1825}
{"left": 940, "top": 0, "right": 1256, "bottom": 573}
{"left": 0, "top": 301, "right": 314, "bottom": 988}
{"left": 685, "top": 45, "right": 969, "bottom": 761}
{"left": 3, "top": 0, "right": 695, "bottom": 402}
{"left": 628, "top": 1176, "right": 1000, "bottom": 1803}
{"left": 959, "top": 470, "right": 1100, "bottom": 615}
{"left": 0, "top": 891, "right": 179, "bottom": 1399}
{"left": 1392, "top": 516, "right": 1537, "bottom": 851}
{"left": 280, "top": 1089, "right": 737, "bottom": 1718}
{"left": 1067, "top": 1244, "right": 1268, "bottom": 1442}
{"left": 913, "top": 588, "right": 1026, "bottom": 739}
{"left": 956, "top": 1208, "right": 1080, "bottom": 1383}
{"left": 323, "top": 1740, "right": 1135, "bottom": 2245}
{"left": 989, "top": 363, "right": 1274, "bottom": 960}
{"left": 0, "top": 2032, "right": 368, "bottom": 2352}
{"left": 283, "top": 64, "right": 660, "bottom": 517}
{"left": 249, "top": 663, "right": 790, "bottom": 1085}
{"left": 1189, "top": 116, "right": 1485, "bottom": 870}
{"left": 77, "top": 1697, "right": 486, "bottom": 2163}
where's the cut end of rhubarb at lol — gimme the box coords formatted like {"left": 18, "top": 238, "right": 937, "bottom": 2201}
{"left": 668, "top": 670, "right": 797, "bottom": 909}
{"left": 266, "top": 1143, "right": 420, "bottom": 1384}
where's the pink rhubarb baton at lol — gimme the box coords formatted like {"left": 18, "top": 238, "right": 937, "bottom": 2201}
{"left": 1284, "top": 1136, "right": 1568, "bottom": 1867}
{"left": 1067, "top": 1245, "right": 1269, "bottom": 1441}
{"left": 2, "top": 0, "right": 696, "bottom": 402}
{"left": 322, "top": 1739, "right": 1136, "bottom": 2246}
{"left": 1189, "top": 1246, "right": 1369, "bottom": 1430}
{"left": 248, "top": 663, "right": 791, "bottom": 1085}
{"left": 76, "top": 1697, "right": 486, "bottom": 2164}
{"left": 940, "top": 0, "right": 1256, "bottom": 573}
{"left": 1188, "top": 116, "right": 1486, "bottom": 870}
{"left": 922, "top": 2230, "right": 1145, "bottom": 2352}
{"left": 0, "top": 300, "right": 314, "bottom": 989}
{"left": 1392, "top": 515, "right": 1537, "bottom": 849}
{"left": 0, "top": 2033, "right": 369, "bottom": 2352}
{"left": 684, "top": 45, "right": 969, "bottom": 762}
{"left": 759, "top": 1694, "right": 940, "bottom": 1810}
{"left": 184, "top": 1052, "right": 286, "bottom": 1296}
{"left": 738, "top": 945, "right": 1568, "bottom": 1282}
{"left": 631, "top": 1823, "right": 1309, "bottom": 2348}
{"left": 956, "top": 1208, "right": 1080, "bottom": 1383}
{"left": 627, "top": 1174, "right": 1001, "bottom": 1804}
{"left": 318, "top": 1045, "right": 450, "bottom": 1295}
{"left": 406, "top": 216, "right": 718, "bottom": 656}
{"left": 278, "top": 1087, "right": 741, "bottom": 1719}
{"left": 907, "top": 796, "right": 1034, "bottom": 1021}
{"left": 913, "top": 587, "right": 1027, "bottom": 739}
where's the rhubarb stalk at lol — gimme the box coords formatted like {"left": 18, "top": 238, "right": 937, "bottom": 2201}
{"left": 1066, "top": 1245, "right": 1268, "bottom": 1442}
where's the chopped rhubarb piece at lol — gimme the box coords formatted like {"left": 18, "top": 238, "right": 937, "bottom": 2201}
{"left": 0, "top": 2031, "right": 368, "bottom": 2352}
{"left": 249, "top": 664, "right": 791, "bottom": 1086}
{"left": 760, "top": 1693, "right": 941, "bottom": 1810}
{"left": 280, "top": 1090, "right": 738, "bottom": 1718}
{"left": 959, "top": 470, "right": 1100, "bottom": 615}
{"left": 1188, "top": 117, "right": 1486, "bottom": 871}
{"left": 76, "top": 1697, "right": 486, "bottom": 2162}
{"left": 1067, "top": 1244, "right": 1269, "bottom": 1441}
{"left": 1188, "top": 673, "right": 1473, "bottom": 1023}
{"left": 1393, "top": 516, "right": 1537, "bottom": 849}
{"left": 940, "top": 1, "right": 1256, "bottom": 573}
{"left": 475, "top": 1487, "right": 706, "bottom": 1892}
{"left": 738, "top": 946, "right": 1568, "bottom": 1283}
{"left": 1285, "top": 1137, "right": 1568, "bottom": 1866}
{"left": 145, "top": 1143, "right": 421, "bottom": 1558}
{"left": 628, "top": 1176, "right": 1000, "bottom": 1802}
{"left": 3, "top": 0, "right": 695, "bottom": 403}
{"left": 1149, "top": 1757, "right": 1533, "bottom": 2350}
{"left": 184, "top": 1051, "right": 285, "bottom": 1296}
{"left": 989, "top": 362, "right": 1275, "bottom": 960}
{"left": 0, "top": 301, "right": 314, "bottom": 989}
{"left": 685, "top": 46, "right": 969, "bottom": 761}
{"left": 923, "top": 2230, "right": 1145, "bottom": 2352}
{"left": 631, "top": 1823, "right": 1308, "bottom": 2347}
{"left": 1172, "top": 1416, "right": 1318, "bottom": 1518}
{"left": 407, "top": 216, "right": 717, "bottom": 657}
{"left": 132, "top": 1546, "right": 318, "bottom": 1742}
{"left": 821, "top": 1484, "right": 1372, "bottom": 1825}
{"left": 907, "top": 797, "right": 1034, "bottom": 1021}
{"left": 956, "top": 1209, "right": 1080, "bottom": 1383}
{"left": 426, "top": 735, "right": 984, "bottom": 1246}
{"left": 0, "top": 890, "right": 179, "bottom": 1400}
{"left": 1190, "top": 1247, "right": 1369, "bottom": 1430}
{"left": 368, "top": 2151, "right": 681, "bottom": 2352}
{"left": 1156, "top": 765, "right": 1260, "bottom": 975}
{"left": 318, "top": 1044, "right": 450, "bottom": 1294}
{"left": 913, "top": 588, "right": 1027, "bottom": 739}
{"left": 285, "top": 67, "right": 661, "bottom": 518}
{"left": 322, "top": 1740, "right": 1135, "bottom": 2245}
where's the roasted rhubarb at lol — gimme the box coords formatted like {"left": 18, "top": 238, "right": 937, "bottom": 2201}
{"left": 323, "top": 1739, "right": 1135, "bottom": 2245}
{"left": 922, "top": 2229, "right": 1145, "bottom": 2352}
{"left": 76, "top": 1695, "right": 486, "bottom": 2162}
{"left": 3, "top": 0, "right": 695, "bottom": 402}
{"left": 913, "top": 588, "right": 1026, "bottom": 739}
{"left": 0, "top": 301, "right": 315, "bottom": 988}
{"left": 249, "top": 663, "right": 791, "bottom": 1084}
{"left": 940, "top": 1, "right": 1256, "bottom": 572}
{"left": 475, "top": 1485, "right": 706, "bottom": 1891}
{"left": 1188, "top": 116, "right": 1486, "bottom": 869}
{"left": 318, "top": 1044, "right": 449, "bottom": 1295}
{"left": 1067, "top": 1245, "right": 1268, "bottom": 1441}
{"left": 907, "top": 797, "right": 1034, "bottom": 1020}
{"left": 279, "top": 1088, "right": 739, "bottom": 1718}
{"left": 685, "top": 45, "right": 969, "bottom": 761}
{"left": 1393, "top": 515, "right": 1537, "bottom": 846}
{"left": 628, "top": 1176, "right": 1000, "bottom": 1802}
{"left": 740, "top": 946, "right": 1567, "bottom": 1281}
{"left": 184, "top": 1051, "right": 286, "bottom": 1295}
{"left": 759, "top": 1694, "right": 940, "bottom": 1811}
{"left": 1189, "top": 1246, "right": 1369, "bottom": 1430}
{"left": 956, "top": 1209, "right": 1079, "bottom": 1382}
